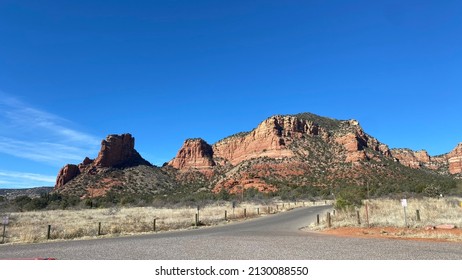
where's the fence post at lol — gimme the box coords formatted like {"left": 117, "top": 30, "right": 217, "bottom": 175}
{"left": 244, "top": 208, "right": 247, "bottom": 218}
{"left": 416, "top": 210, "right": 421, "bottom": 222}
{"left": 316, "top": 214, "right": 320, "bottom": 225}
{"left": 98, "top": 222, "right": 102, "bottom": 236}
{"left": 47, "top": 225, "right": 51, "bottom": 240}
{"left": 327, "top": 212, "right": 332, "bottom": 228}
{"left": 257, "top": 208, "right": 260, "bottom": 215}
{"left": 365, "top": 202, "right": 370, "bottom": 228}
{"left": 2, "top": 224, "right": 6, "bottom": 244}
{"left": 357, "top": 210, "right": 361, "bottom": 225}
{"left": 195, "top": 214, "right": 198, "bottom": 227}
{"left": 153, "top": 219, "right": 156, "bottom": 232}
{"left": 225, "top": 210, "right": 227, "bottom": 221}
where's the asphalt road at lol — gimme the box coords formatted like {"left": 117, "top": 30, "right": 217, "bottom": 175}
{"left": 1, "top": 205, "right": 462, "bottom": 260}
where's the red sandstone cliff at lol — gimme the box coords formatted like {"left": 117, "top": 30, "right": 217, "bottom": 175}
{"left": 448, "top": 143, "right": 462, "bottom": 174}
{"left": 55, "top": 164, "right": 80, "bottom": 188}
{"left": 391, "top": 149, "right": 432, "bottom": 169}
{"left": 169, "top": 116, "right": 394, "bottom": 171}
{"left": 168, "top": 138, "right": 215, "bottom": 170}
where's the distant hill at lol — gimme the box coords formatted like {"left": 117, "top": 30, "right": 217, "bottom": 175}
{"left": 0, "top": 187, "right": 53, "bottom": 200}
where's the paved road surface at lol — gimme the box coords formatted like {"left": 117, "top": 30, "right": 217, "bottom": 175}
{"left": 1, "top": 205, "right": 462, "bottom": 259}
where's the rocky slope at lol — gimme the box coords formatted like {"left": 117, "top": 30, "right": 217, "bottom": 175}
{"left": 54, "top": 113, "right": 461, "bottom": 199}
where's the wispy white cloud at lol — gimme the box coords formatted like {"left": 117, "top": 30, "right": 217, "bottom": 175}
{"left": 0, "top": 170, "right": 56, "bottom": 188}
{"left": 0, "top": 170, "right": 55, "bottom": 183}
{"left": 0, "top": 137, "right": 88, "bottom": 165}
{"left": 0, "top": 91, "right": 100, "bottom": 166}
{"left": 0, "top": 91, "right": 101, "bottom": 188}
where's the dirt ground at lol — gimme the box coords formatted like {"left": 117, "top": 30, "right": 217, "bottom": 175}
{"left": 322, "top": 226, "right": 462, "bottom": 243}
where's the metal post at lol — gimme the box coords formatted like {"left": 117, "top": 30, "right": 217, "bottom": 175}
{"left": 47, "top": 225, "right": 51, "bottom": 240}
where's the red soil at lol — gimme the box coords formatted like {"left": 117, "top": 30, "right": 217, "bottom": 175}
{"left": 322, "top": 227, "right": 462, "bottom": 243}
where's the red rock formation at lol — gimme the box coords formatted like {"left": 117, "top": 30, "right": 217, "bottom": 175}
{"left": 82, "top": 157, "right": 93, "bottom": 165}
{"left": 213, "top": 115, "right": 323, "bottom": 165}
{"left": 54, "top": 133, "right": 151, "bottom": 189}
{"left": 392, "top": 149, "right": 428, "bottom": 169}
{"left": 391, "top": 149, "right": 446, "bottom": 171}
{"left": 94, "top": 134, "right": 149, "bottom": 167}
{"left": 415, "top": 150, "right": 431, "bottom": 163}
{"left": 333, "top": 120, "right": 390, "bottom": 162}
{"left": 448, "top": 143, "right": 462, "bottom": 174}
{"left": 55, "top": 164, "right": 80, "bottom": 189}
{"left": 334, "top": 133, "right": 367, "bottom": 162}
{"left": 168, "top": 138, "right": 215, "bottom": 170}
{"left": 55, "top": 114, "right": 462, "bottom": 197}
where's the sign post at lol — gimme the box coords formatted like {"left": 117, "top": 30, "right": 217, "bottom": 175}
{"left": 365, "top": 201, "right": 370, "bottom": 228}
{"left": 2, "top": 216, "right": 8, "bottom": 244}
{"left": 401, "top": 199, "right": 408, "bottom": 227}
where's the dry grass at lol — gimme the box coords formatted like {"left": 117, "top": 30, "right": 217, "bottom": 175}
{"left": 1, "top": 200, "right": 321, "bottom": 244}
{"left": 312, "top": 197, "right": 462, "bottom": 241}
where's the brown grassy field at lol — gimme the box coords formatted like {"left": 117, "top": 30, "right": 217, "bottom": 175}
{"left": 1, "top": 200, "right": 323, "bottom": 244}
{"left": 311, "top": 197, "right": 462, "bottom": 241}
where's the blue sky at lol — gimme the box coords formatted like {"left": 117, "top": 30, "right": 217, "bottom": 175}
{"left": 1, "top": 0, "right": 461, "bottom": 188}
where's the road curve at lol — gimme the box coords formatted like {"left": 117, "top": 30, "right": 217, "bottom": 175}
{"left": 1, "top": 205, "right": 462, "bottom": 260}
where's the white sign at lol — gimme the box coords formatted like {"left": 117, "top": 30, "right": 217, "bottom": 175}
{"left": 401, "top": 199, "right": 408, "bottom": 208}
{"left": 2, "top": 216, "right": 8, "bottom": 225}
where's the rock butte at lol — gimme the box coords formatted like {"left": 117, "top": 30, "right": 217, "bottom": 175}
{"left": 55, "top": 133, "right": 151, "bottom": 189}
